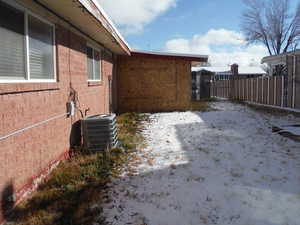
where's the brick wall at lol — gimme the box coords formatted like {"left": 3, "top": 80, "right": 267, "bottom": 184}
{"left": 0, "top": 24, "right": 114, "bottom": 222}
{"left": 117, "top": 54, "right": 192, "bottom": 113}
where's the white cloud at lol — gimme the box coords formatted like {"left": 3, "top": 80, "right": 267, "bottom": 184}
{"left": 96, "top": 0, "right": 177, "bottom": 35}
{"left": 164, "top": 29, "right": 268, "bottom": 67}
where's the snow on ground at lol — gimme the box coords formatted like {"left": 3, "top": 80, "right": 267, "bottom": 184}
{"left": 102, "top": 100, "right": 300, "bottom": 225}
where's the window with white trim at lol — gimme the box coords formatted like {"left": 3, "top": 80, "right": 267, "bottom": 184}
{"left": 87, "top": 45, "right": 101, "bottom": 81}
{"left": 0, "top": 0, "right": 55, "bottom": 82}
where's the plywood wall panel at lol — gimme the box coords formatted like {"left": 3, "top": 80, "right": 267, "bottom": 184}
{"left": 117, "top": 55, "right": 191, "bottom": 112}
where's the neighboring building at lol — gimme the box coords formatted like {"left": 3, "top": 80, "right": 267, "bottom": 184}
{"left": 117, "top": 50, "right": 207, "bottom": 112}
{"left": 261, "top": 49, "right": 300, "bottom": 76}
{"left": 261, "top": 50, "right": 300, "bottom": 108}
{"left": 191, "top": 64, "right": 266, "bottom": 100}
{"left": 191, "top": 68, "right": 213, "bottom": 100}
{"left": 193, "top": 65, "right": 266, "bottom": 81}
{"left": 0, "top": 0, "right": 207, "bottom": 221}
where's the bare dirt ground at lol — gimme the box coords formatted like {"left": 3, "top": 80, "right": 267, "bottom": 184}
{"left": 102, "top": 100, "right": 300, "bottom": 225}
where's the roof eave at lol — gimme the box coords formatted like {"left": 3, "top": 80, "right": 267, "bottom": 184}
{"left": 131, "top": 50, "right": 208, "bottom": 62}
{"left": 261, "top": 49, "right": 300, "bottom": 64}
{"left": 36, "top": 0, "right": 131, "bottom": 55}
{"left": 79, "top": 0, "right": 131, "bottom": 55}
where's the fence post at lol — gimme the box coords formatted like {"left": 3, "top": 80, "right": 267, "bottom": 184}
{"left": 230, "top": 77, "right": 233, "bottom": 99}
{"left": 241, "top": 79, "right": 243, "bottom": 100}
{"left": 226, "top": 80, "right": 229, "bottom": 98}
{"left": 248, "top": 78, "right": 252, "bottom": 102}
{"left": 246, "top": 79, "right": 248, "bottom": 101}
{"left": 274, "top": 76, "right": 277, "bottom": 105}
{"left": 261, "top": 78, "right": 264, "bottom": 104}
{"left": 214, "top": 82, "right": 216, "bottom": 97}
{"left": 248, "top": 79, "right": 250, "bottom": 101}
{"left": 244, "top": 79, "right": 246, "bottom": 101}
{"left": 239, "top": 79, "right": 243, "bottom": 100}
{"left": 281, "top": 76, "right": 284, "bottom": 107}
{"left": 267, "top": 77, "right": 270, "bottom": 105}
{"left": 245, "top": 79, "right": 247, "bottom": 101}
{"left": 237, "top": 79, "right": 239, "bottom": 100}
{"left": 256, "top": 77, "right": 259, "bottom": 103}
{"left": 293, "top": 55, "right": 296, "bottom": 108}
{"left": 249, "top": 79, "right": 251, "bottom": 102}
{"left": 223, "top": 80, "right": 225, "bottom": 98}
{"left": 251, "top": 79, "right": 254, "bottom": 102}
{"left": 296, "top": 55, "right": 300, "bottom": 109}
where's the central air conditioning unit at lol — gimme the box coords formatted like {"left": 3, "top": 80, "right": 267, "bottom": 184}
{"left": 81, "top": 114, "right": 118, "bottom": 152}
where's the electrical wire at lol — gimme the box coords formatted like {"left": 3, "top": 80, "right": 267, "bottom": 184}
{"left": 0, "top": 113, "right": 69, "bottom": 141}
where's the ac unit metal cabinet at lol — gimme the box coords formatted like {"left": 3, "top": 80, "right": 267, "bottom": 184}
{"left": 82, "top": 114, "right": 118, "bottom": 152}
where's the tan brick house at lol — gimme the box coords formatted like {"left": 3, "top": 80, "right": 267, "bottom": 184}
{"left": 0, "top": 0, "right": 130, "bottom": 221}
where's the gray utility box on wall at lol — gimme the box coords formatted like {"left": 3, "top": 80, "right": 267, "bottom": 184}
{"left": 82, "top": 114, "right": 118, "bottom": 152}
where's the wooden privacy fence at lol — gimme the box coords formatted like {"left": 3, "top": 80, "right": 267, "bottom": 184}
{"left": 211, "top": 56, "right": 300, "bottom": 110}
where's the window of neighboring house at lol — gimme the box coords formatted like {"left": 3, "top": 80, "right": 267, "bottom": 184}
{"left": 87, "top": 45, "right": 101, "bottom": 81}
{"left": 0, "top": 0, "right": 56, "bottom": 82}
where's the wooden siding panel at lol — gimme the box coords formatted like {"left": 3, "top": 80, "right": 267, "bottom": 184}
{"left": 117, "top": 55, "right": 191, "bottom": 112}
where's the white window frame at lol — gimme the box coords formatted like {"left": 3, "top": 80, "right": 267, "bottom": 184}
{"left": 87, "top": 43, "right": 102, "bottom": 82}
{"left": 0, "top": 0, "right": 56, "bottom": 83}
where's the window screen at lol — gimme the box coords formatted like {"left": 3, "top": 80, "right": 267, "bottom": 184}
{"left": 87, "top": 46, "right": 94, "bottom": 80}
{"left": 0, "top": 1, "right": 26, "bottom": 79}
{"left": 93, "top": 50, "right": 101, "bottom": 80}
{"left": 87, "top": 46, "right": 101, "bottom": 81}
{"left": 28, "top": 15, "right": 54, "bottom": 79}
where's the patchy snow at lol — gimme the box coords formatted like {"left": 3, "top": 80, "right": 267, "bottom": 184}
{"left": 102, "top": 101, "right": 300, "bottom": 225}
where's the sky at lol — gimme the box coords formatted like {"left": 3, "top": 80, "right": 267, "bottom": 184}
{"left": 97, "top": 0, "right": 298, "bottom": 67}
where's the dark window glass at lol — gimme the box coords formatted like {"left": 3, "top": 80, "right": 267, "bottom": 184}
{"left": 87, "top": 46, "right": 93, "bottom": 80}
{"left": 87, "top": 46, "right": 101, "bottom": 80}
{"left": 0, "top": 1, "right": 26, "bottom": 79}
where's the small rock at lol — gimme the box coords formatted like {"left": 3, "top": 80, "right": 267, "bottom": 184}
{"left": 200, "top": 215, "right": 208, "bottom": 224}
{"left": 170, "top": 164, "right": 177, "bottom": 169}
{"left": 206, "top": 196, "right": 212, "bottom": 202}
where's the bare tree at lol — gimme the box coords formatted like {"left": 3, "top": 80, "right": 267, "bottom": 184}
{"left": 241, "top": 0, "right": 300, "bottom": 55}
